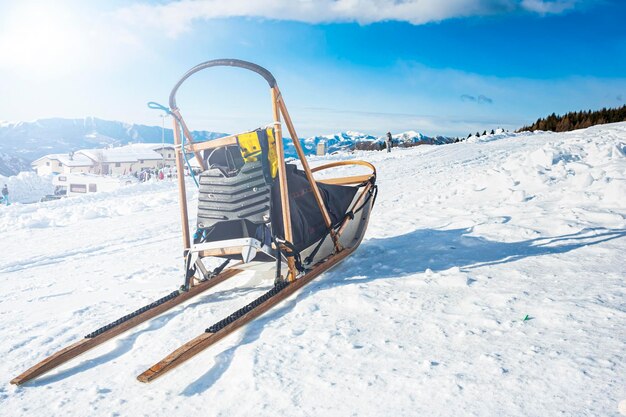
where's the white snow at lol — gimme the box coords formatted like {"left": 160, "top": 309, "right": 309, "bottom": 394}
{"left": 1, "top": 123, "right": 625, "bottom": 416}
{"left": 77, "top": 146, "right": 164, "bottom": 163}
{"left": 0, "top": 172, "right": 54, "bottom": 204}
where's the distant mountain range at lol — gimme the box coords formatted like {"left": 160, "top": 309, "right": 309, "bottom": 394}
{"left": 0, "top": 153, "right": 28, "bottom": 177}
{"left": 290, "top": 130, "right": 452, "bottom": 155}
{"left": 0, "top": 117, "right": 452, "bottom": 176}
{"left": 0, "top": 117, "right": 227, "bottom": 176}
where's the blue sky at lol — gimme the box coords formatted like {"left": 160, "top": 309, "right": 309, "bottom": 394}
{"left": 0, "top": 0, "right": 624, "bottom": 137}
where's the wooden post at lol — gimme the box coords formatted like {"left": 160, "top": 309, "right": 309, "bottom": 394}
{"left": 171, "top": 111, "right": 192, "bottom": 260}
{"left": 276, "top": 88, "right": 342, "bottom": 251}
{"left": 271, "top": 87, "right": 297, "bottom": 281}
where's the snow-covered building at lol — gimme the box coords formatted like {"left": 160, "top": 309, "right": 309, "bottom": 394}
{"left": 115, "top": 143, "right": 177, "bottom": 163}
{"left": 30, "top": 153, "right": 94, "bottom": 175}
{"left": 31, "top": 144, "right": 176, "bottom": 176}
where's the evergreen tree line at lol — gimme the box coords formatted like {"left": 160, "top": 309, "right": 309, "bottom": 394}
{"left": 517, "top": 104, "right": 626, "bottom": 133}
{"left": 466, "top": 129, "right": 501, "bottom": 139}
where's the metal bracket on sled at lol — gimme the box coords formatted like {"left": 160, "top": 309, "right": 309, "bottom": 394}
{"left": 190, "top": 238, "right": 272, "bottom": 264}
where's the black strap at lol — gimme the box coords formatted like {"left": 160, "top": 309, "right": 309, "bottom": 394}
{"left": 275, "top": 237, "right": 305, "bottom": 273}
{"left": 343, "top": 182, "right": 378, "bottom": 222}
{"left": 210, "top": 258, "right": 231, "bottom": 279}
{"left": 183, "top": 250, "right": 197, "bottom": 291}
{"left": 305, "top": 179, "right": 378, "bottom": 266}
{"left": 205, "top": 280, "right": 289, "bottom": 333}
{"left": 274, "top": 239, "right": 283, "bottom": 284}
{"left": 85, "top": 290, "right": 180, "bottom": 338}
{"left": 304, "top": 230, "right": 330, "bottom": 265}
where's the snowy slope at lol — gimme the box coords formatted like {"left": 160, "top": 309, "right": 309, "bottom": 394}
{"left": 1, "top": 123, "right": 625, "bottom": 417}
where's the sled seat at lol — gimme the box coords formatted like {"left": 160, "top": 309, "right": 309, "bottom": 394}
{"left": 197, "top": 161, "right": 270, "bottom": 229}
{"left": 191, "top": 128, "right": 278, "bottom": 263}
{"left": 190, "top": 127, "right": 377, "bottom": 268}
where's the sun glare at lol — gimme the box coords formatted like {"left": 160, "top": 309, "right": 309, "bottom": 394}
{"left": 0, "top": 2, "right": 85, "bottom": 78}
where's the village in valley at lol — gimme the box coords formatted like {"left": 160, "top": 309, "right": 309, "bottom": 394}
{"left": 29, "top": 143, "right": 195, "bottom": 200}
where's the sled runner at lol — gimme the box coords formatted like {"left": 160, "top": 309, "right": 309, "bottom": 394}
{"left": 11, "top": 59, "right": 377, "bottom": 385}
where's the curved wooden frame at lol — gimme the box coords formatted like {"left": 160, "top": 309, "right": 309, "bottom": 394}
{"left": 312, "top": 160, "right": 376, "bottom": 186}
{"left": 311, "top": 160, "right": 376, "bottom": 175}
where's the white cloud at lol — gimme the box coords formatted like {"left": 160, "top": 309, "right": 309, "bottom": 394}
{"left": 115, "top": 0, "right": 584, "bottom": 38}
{"left": 521, "top": 0, "right": 577, "bottom": 14}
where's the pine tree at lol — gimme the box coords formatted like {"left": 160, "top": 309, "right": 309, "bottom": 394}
{"left": 556, "top": 116, "right": 571, "bottom": 132}
{"left": 516, "top": 105, "right": 626, "bottom": 133}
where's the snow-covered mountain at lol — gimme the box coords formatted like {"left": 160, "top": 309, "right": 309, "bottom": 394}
{"left": 393, "top": 130, "right": 453, "bottom": 145}
{"left": 285, "top": 130, "right": 452, "bottom": 156}
{"left": 0, "top": 117, "right": 227, "bottom": 175}
{"left": 0, "top": 152, "right": 30, "bottom": 176}
{"left": 289, "top": 131, "right": 378, "bottom": 155}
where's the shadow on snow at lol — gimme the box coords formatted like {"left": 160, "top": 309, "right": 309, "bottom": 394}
{"left": 327, "top": 226, "right": 626, "bottom": 283}
{"left": 21, "top": 226, "right": 625, "bottom": 389}
{"left": 179, "top": 226, "right": 625, "bottom": 395}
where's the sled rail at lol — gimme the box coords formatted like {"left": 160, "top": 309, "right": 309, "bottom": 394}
{"left": 10, "top": 268, "right": 242, "bottom": 385}
{"left": 137, "top": 250, "right": 353, "bottom": 383}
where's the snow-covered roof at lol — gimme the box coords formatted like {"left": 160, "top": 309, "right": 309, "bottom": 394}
{"left": 32, "top": 143, "right": 174, "bottom": 167}
{"left": 123, "top": 143, "right": 175, "bottom": 151}
{"left": 77, "top": 145, "right": 164, "bottom": 163}
{"left": 31, "top": 153, "right": 94, "bottom": 167}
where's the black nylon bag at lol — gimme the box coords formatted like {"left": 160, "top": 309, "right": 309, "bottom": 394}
{"left": 271, "top": 164, "right": 357, "bottom": 251}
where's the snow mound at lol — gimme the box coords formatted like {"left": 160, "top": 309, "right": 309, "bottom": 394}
{"left": 0, "top": 171, "right": 54, "bottom": 204}
{"left": 465, "top": 130, "right": 531, "bottom": 143}
{"left": 0, "top": 179, "right": 183, "bottom": 233}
